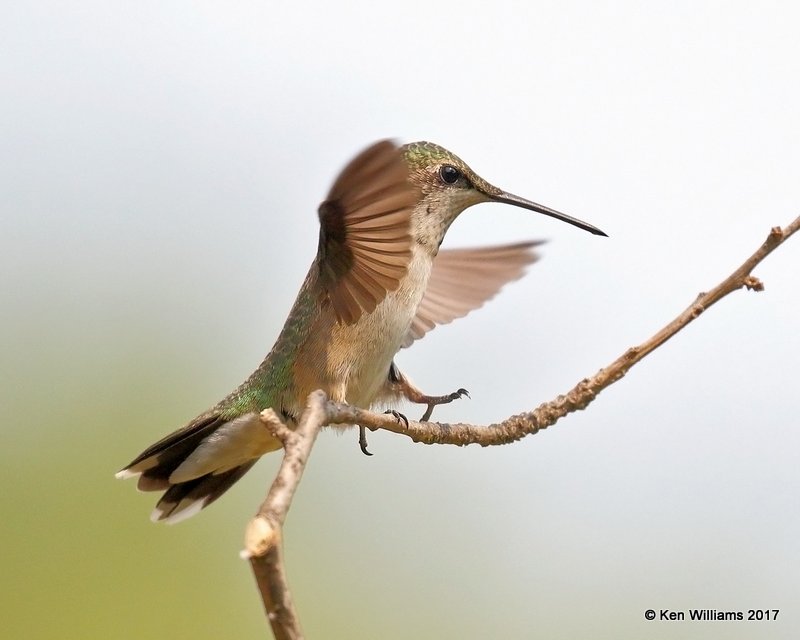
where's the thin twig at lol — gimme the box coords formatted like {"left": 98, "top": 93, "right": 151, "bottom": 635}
{"left": 245, "top": 217, "right": 799, "bottom": 638}
{"left": 243, "top": 393, "right": 328, "bottom": 640}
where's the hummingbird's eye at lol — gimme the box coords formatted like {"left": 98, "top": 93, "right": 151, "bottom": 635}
{"left": 439, "top": 165, "right": 461, "bottom": 185}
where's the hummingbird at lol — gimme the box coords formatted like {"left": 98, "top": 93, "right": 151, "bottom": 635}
{"left": 117, "top": 140, "right": 606, "bottom": 524}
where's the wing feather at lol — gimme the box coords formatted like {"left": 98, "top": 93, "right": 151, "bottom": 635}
{"left": 317, "top": 140, "right": 418, "bottom": 324}
{"left": 402, "top": 241, "right": 544, "bottom": 347}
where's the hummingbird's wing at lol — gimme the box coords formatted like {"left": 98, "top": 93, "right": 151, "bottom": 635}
{"left": 401, "top": 241, "right": 543, "bottom": 348}
{"left": 317, "top": 140, "right": 418, "bottom": 325}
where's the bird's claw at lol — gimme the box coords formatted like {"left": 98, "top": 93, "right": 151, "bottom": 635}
{"left": 358, "top": 425, "right": 373, "bottom": 456}
{"left": 384, "top": 409, "right": 409, "bottom": 428}
{"left": 358, "top": 410, "right": 410, "bottom": 456}
{"left": 420, "top": 387, "right": 470, "bottom": 421}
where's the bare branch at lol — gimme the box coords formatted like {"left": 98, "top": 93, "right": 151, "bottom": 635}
{"left": 245, "top": 217, "right": 799, "bottom": 638}
{"left": 331, "top": 217, "right": 800, "bottom": 445}
{"left": 243, "top": 393, "right": 328, "bottom": 640}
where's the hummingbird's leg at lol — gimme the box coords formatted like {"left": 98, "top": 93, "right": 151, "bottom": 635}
{"left": 385, "top": 362, "right": 470, "bottom": 421}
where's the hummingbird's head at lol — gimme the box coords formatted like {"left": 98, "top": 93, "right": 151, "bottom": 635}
{"left": 402, "top": 141, "right": 606, "bottom": 251}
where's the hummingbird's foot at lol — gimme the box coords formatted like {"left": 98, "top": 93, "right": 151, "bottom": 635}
{"left": 358, "top": 425, "right": 372, "bottom": 456}
{"left": 384, "top": 409, "right": 409, "bottom": 428}
{"left": 414, "top": 388, "right": 470, "bottom": 421}
{"left": 358, "top": 410, "right": 408, "bottom": 456}
{"left": 377, "top": 362, "right": 471, "bottom": 421}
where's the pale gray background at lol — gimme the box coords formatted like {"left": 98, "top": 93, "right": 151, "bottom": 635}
{"left": 2, "top": 2, "right": 798, "bottom": 639}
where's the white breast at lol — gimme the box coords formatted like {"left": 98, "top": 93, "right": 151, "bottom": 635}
{"left": 325, "top": 247, "right": 433, "bottom": 407}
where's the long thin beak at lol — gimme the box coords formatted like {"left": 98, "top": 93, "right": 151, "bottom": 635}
{"left": 491, "top": 191, "right": 608, "bottom": 237}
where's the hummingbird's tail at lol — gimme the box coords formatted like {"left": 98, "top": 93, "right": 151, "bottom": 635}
{"left": 116, "top": 411, "right": 281, "bottom": 524}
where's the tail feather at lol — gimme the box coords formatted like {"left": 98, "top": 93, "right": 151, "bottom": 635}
{"left": 150, "top": 461, "right": 257, "bottom": 524}
{"left": 116, "top": 413, "right": 224, "bottom": 491}
{"left": 117, "top": 411, "right": 271, "bottom": 524}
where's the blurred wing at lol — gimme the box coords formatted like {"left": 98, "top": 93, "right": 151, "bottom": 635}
{"left": 402, "top": 241, "right": 544, "bottom": 348}
{"left": 317, "top": 139, "right": 419, "bottom": 325}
